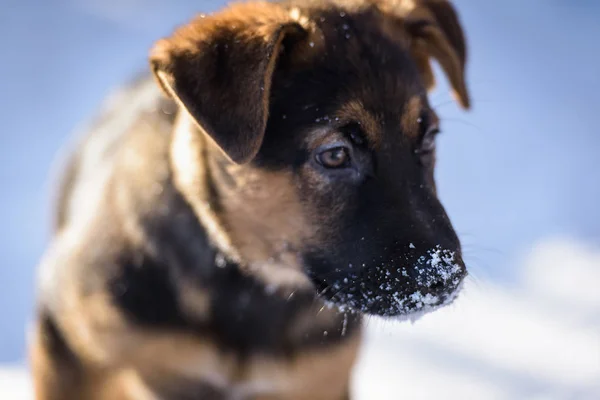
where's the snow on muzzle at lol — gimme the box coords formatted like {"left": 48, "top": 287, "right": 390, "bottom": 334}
{"left": 323, "top": 246, "right": 467, "bottom": 319}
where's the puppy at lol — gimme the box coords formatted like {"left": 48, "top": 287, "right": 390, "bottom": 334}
{"left": 31, "top": 0, "right": 470, "bottom": 399}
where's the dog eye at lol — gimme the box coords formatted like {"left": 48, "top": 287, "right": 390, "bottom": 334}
{"left": 415, "top": 126, "right": 439, "bottom": 166}
{"left": 316, "top": 147, "right": 351, "bottom": 168}
{"left": 421, "top": 128, "right": 438, "bottom": 153}
{"left": 416, "top": 127, "right": 439, "bottom": 155}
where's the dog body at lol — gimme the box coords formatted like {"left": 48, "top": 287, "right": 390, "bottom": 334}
{"left": 32, "top": 1, "right": 470, "bottom": 399}
{"left": 33, "top": 78, "right": 360, "bottom": 400}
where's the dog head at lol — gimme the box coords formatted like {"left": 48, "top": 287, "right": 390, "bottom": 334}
{"left": 150, "top": 0, "right": 469, "bottom": 318}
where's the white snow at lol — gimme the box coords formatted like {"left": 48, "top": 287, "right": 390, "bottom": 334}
{"left": 3, "top": 235, "right": 598, "bottom": 399}
{"left": 352, "top": 236, "right": 600, "bottom": 399}
{"left": 0, "top": 366, "right": 32, "bottom": 400}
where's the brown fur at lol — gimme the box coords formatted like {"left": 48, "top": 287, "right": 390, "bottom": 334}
{"left": 151, "top": 2, "right": 310, "bottom": 164}
{"left": 31, "top": 0, "right": 470, "bottom": 398}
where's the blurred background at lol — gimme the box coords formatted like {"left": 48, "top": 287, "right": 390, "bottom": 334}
{"left": 1, "top": 0, "right": 599, "bottom": 398}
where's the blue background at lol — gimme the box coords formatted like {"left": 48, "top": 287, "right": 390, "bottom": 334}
{"left": 1, "top": 0, "right": 599, "bottom": 363}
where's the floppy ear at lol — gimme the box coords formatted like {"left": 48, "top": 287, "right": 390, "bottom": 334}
{"left": 378, "top": 0, "right": 470, "bottom": 108}
{"left": 150, "top": 2, "right": 306, "bottom": 163}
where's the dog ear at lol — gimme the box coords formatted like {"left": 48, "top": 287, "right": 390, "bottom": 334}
{"left": 378, "top": 0, "right": 470, "bottom": 109}
{"left": 150, "top": 2, "right": 306, "bottom": 163}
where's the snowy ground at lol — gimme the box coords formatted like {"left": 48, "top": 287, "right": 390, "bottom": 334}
{"left": 353, "top": 236, "right": 600, "bottom": 399}
{"left": 2, "top": 235, "right": 598, "bottom": 399}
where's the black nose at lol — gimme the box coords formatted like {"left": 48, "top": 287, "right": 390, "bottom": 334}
{"left": 428, "top": 279, "right": 445, "bottom": 293}
{"left": 409, "top": 246, "right": 467, "bottom": 298}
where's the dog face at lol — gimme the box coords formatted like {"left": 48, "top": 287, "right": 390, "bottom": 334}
{"left": 151, "top": 0, "right": 469, "bottom": 317}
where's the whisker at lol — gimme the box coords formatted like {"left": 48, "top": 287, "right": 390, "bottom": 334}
{"left": 286, "top": 289, "right": 297, "bottom": 302}
{"left": 432, "top": 98, "right": 457, "bottom": 110}
{"left": 462, "top": 245, "right": 506, "bottom": 257}
{"left": 463, "top": 273, "right": 486, "bottom": 292}
{"left": 438, "top": 117, "right": 486, "bottom": 134}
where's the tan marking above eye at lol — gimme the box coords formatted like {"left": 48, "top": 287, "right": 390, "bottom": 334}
{"left": 401, "top": 96, "right": 424, "bottom": 139}
{"left": 401, "top": 96, "right": 441, "bottom": 143}
{"left": 335, "top": 100, "right": 381, "bottom": 148}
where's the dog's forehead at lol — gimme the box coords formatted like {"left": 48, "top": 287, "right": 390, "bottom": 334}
{"left": 280, "top": 6, "right": 429, "bottom": 143}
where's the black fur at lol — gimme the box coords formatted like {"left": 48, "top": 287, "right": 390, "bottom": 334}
{"left": 33, "top": 1, "right": 470, "bottom": 397}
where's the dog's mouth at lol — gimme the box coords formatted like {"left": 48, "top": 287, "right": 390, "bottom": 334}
{"left": 323, "top": 277, "right": 465, "bottom": 322}
{"left": 309, "top": 246, "right": 467, "bottom": 319}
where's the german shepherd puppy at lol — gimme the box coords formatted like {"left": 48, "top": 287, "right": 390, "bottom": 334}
{"left": 31, "top": 0, "right": 470, "bottom": 398}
